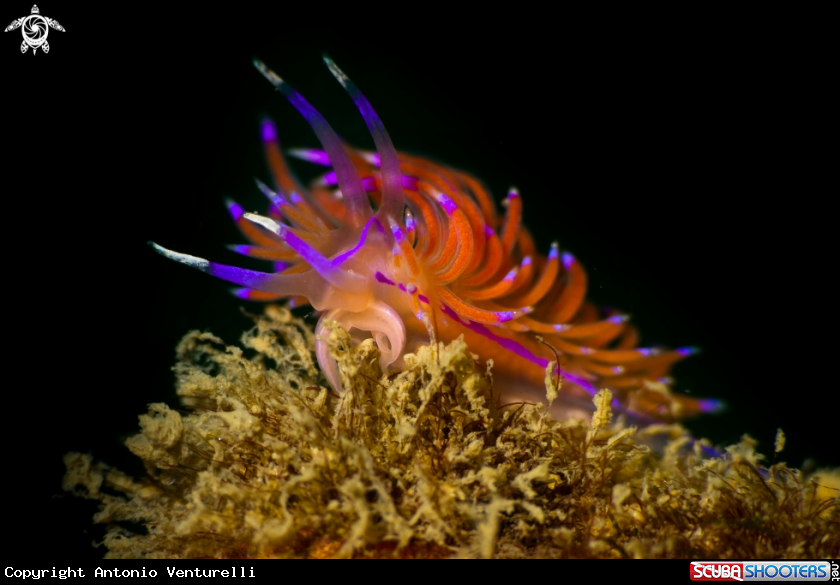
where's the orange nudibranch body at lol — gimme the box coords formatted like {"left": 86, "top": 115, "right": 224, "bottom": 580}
{"left": 152, "top": 58, "right": 722, "bottom": 423}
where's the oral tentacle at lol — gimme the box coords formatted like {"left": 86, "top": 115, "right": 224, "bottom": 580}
{"left": 242, "top": 213, "right": 367, "bottom": 294}
{"left": 315, "top": 303, "right": 407, "bottom": 394}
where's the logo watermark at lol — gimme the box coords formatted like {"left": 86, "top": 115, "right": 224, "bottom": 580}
{"left": 4, "top": 5, "right": 64, "bottom": 54}
{"left": 690, "top": 560, "right": 838, "bottom": 582}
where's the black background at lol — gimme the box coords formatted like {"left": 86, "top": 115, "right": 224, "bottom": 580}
{"left": 2, "top": 6, "right": 833, "bottom": 559}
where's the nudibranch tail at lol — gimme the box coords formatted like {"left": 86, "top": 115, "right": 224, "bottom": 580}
{"left": 151, "top": 58, "right": 722, "bottom": 423}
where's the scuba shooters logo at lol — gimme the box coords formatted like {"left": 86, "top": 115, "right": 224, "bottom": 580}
{"left": 690, "top": 560, "right": 837, "bottom": 581}
{"left": 4, "top": 5, "right": 64, "bottom": 54}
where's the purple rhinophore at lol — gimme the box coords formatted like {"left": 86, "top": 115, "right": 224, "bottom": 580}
{"left": 521, "top": 256, "right": 532, "bottom": 267}
{"left": 254, "top": 59, "right": 371, "bottom": 224}
{"left": 261, "top": 119, "right": 277, "bottom": 143}
{"left": 323, "top": 57, "right": 404, "bottom": 219}
{"left": 375, "top": 271, "right": 396, "bottom": 286}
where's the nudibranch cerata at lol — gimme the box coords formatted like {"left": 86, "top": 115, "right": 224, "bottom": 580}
{"left": 151, "top": 58, "right": 722, "bottom": 422}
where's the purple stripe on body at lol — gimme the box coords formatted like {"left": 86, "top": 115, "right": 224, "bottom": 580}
{"left": 437, "top": 303, "right": 598, "bottom": 397}
{"left": 375, "top": 271, "right": 396, "bottom": 286}
{"left": 332, "top": 216, "right": 378, "bottom": 265}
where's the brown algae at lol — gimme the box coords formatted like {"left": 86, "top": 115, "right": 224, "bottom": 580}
{"left": 64, "top": 306, "right": 840, "bottom": 558}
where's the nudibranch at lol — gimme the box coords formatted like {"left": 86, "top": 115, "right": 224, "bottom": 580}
{"left": 152, "top": 58, "right": 722, "bottom": 422}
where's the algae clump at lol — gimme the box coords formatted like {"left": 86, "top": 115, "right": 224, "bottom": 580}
{"left": 64, "top": 306, "right": 840, "bottom": 558}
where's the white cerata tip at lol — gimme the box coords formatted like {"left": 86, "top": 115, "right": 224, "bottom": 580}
{"left": 150, "top": 242, "right": 209, "bottom": 270}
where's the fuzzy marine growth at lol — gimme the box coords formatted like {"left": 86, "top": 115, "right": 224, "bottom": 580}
{"left": 151, "top": 58, "right": 721, "bottom": 422}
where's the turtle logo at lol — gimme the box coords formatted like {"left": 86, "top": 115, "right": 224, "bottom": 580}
{"left": 4, "top": 5, "right": 64, "bottom": 55}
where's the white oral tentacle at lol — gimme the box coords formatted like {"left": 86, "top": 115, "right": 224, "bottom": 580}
{"left": 314, "top": 303, "right": 407, "bottom": 395}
